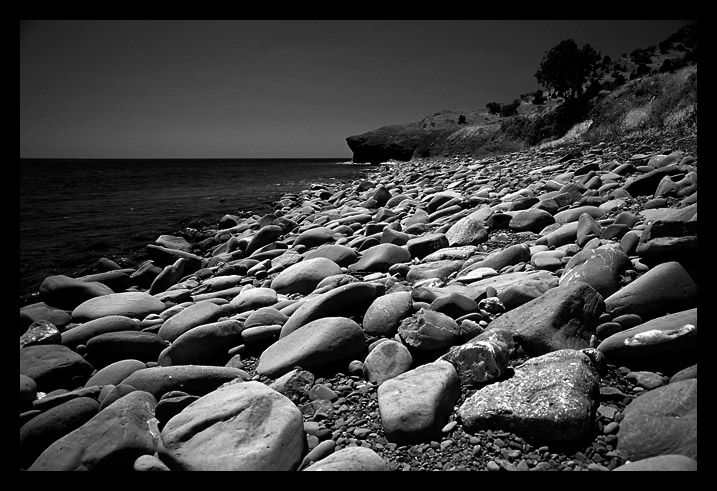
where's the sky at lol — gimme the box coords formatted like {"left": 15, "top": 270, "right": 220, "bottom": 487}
{"left": 20, "top": 20, "right": 695, "bottom": 159}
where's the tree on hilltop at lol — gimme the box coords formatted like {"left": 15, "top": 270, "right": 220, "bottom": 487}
{"left": 535, "top": 38, "right": 602, "bottom": 100}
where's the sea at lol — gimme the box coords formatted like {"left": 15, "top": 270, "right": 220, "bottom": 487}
{"left": 19, "top": 158, "right": 374, "bottom": 296}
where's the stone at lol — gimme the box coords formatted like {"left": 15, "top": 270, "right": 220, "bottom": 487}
{"left": 460, "top": 243, "right": 531, "bottom": 275}
{"left": 157, "top": 319, "right": 244, "bottom": 367}
{"left": 486, "top": 281, "right": 604, "bottom": 356}
{"left": 535, "top": 221, "right": 579, "bottom": 248}
{"left": 363, "top": 339, "right": 414, "bottom": 385}
{"left": 634, "top": 218, "right": 698, "bottom": 266}
{"left": 362, "top": 291, "right": 414, "bottom": 338}
{"left": 440, "top": 327, "right": 514, "bottom": 386}
{"left": 39, "top": 274, "right": 115, "bottom": 310}
{"left": 148, "top": 258, "right": 186, "bottom": 294}
{"left": 429, "top": 292, "right": 479, "bottom": 319}
{"left": 303, "top": 244, "right": 359, "bottom": 267}
{"left": 603, "top": 261, "right": 697, "bottom": 320}
{"left": 406, "top": 260, "right": 465, "bottom": 283}
{"left": 84, "top": 331, "right": 169, "bottom": 369}
{"left": 463, "top": 270, "right": 558, "bottom": 304}
{"left": 155, "top": 234, "right": 192, "bottom": 252}
{"left": 84, "top": 359, "right": 147, "bottom": 388}
{"left": 20, "top": 396, "right": 101, "bottom": 469}
{"left": 157, "top": 300, "right": 224, "bottom": 342}
{"left": 20, "top": 320, "right": 62, "bottom": 348}
{"left": 405, "top": 233, "right": 449, "bottom": 259}
{"left": 280, "top": 281, "right": 382, "bottom": 338}
{"left": 145, "top": 244, "right": 203, "bottom": 272}
{"left": 20, "top": 374, "right": 38, "bottom": 411}
{"left": 348, "top": 243, "right": 412, "bottom": 272}
{"left": 623, "top": 164, "right": 685, "bottom": 196}
{"left": 559, "top": 246, "right": 631, "bottom": 298}
{"left": 303, "top": 446, "right": 389, "bottom": 471}
{"left": 597, "top": 308, "right": 697, "bottom": 374}
{"left": 508, "top": 208, "right": 555, "bottom": 233}
{"left": 445, "top": 209, "right": 490, "bottom": 246}
{"left": 20, "top": 344, "right": 95, "bottom": 393}
{"left": 244, "top": 306, "right": 289, "bottom": 328}
{"left": 617, "top": 379, "right": 697, "bottom": 461}
{"left": 458, "top": 349, "right": 600, "bottom": 445}
{"left": 230, "top": 287, "right": 278, "bottom": 313}
{"left": 61, "top": 315, "right": 140, "bottom": 349}
{"left": 576, "top": 212, "right": 602, "bottom": 247}
{"left": 20, "top": 302, "right": 73, "bottom": 333}
{"left": 258, "top": 316, "right": 367, "bottom": 378}
{"left": 613, "top": 454, "right": 697, "bottom": 472}
{"left": 378, "top": 360, "right": 461, "bottom": 444}
{"left": 269, "top": 368, "right": 315, "bottom": 404}
{"left": 270, "top": 257, "right": 343, "bottom": 295}
{"left": 158, "top": 381, "right": 304, "bottom": 471}
{"left": 71, "top": 292, "right": 167, "bottom": 323}
{"left": 120, "top": 365, "right": 250, "bottom": 400}
{"left": 134, "top": 454, "right": 172, "bottom": 472}
{"left": 28, "top": 390, "right": 159, "bottom": 471}
{"left": 245, "top": 224, "right": 284, "bottom": 255}
{"left": 397, "top": 308, "right": 462, "bottom": 353}
{"left": 553, "top": 205, "right": 606, "bottom": 224}
{"left": 292, "top": 226, "right": 338, "bottom": 249}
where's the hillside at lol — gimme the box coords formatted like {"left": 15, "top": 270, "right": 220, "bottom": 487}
{"left": 346, "top": 23, "right": 697, "bottom": 164}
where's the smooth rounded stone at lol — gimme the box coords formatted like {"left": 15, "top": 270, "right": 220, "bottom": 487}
{"left": 379, "top": 226, "right": 411, "bottom": 246}
{"left": 613, "top": 454, "right": 697, "bottom": 472}
{"left": 20, "top": 344, "right": 95, "bottom": 393}
{"left": 157, "top": 319, "right": 244, "bottom": 367}
{"left": 362, "top": 339, "right": 414, "bottom": 385}
{"left": 486, "top": 281, "right": 604, "bottom": 357}
{"left": 597, "top": 308, "right": 697, "bottom": 374}
{"left": 362, "top": 291, "right": 414, "bottom": 338}
{"left": 422, "top": 245, "right": 477, "bottom": 263}
{"left": 406, "top": 259, "right": 465, "bottom": 283}
{"left": 120, "top": 365, "right": 250, "bottom": 400}
{"left": 85, "top": 331, "right": 169, "bottom": 368}
{"left": 600, "top": 223, "right": 630, "bottom": 241}
{"left": 303, "top": 446, "right": 389, "bottom": 471}
{"left": 20, "top": 320, "right": 62, "bottom": 348}
{"left": 639, "top": 202, "right": 697, "bottom": 224}
{"left": 229, "top": 286, "right": 278, "bottom": 313}
{"left": 303, "top": 244, "right": 359, "bottom": 267}
{"left": 508, "top": 208, "right": 555, "bottom": 233}
{"left": 460, "top": 243, "right": 531, "bottom": 275}
{"left": 96, "top": 383, "right": 139, "bottom": 411}
{"left": 445, "top": 209, "right": 490, "bottom": 246}
{"left": 270, "top": 257, "right": 343, "bottom": 295}
{"left": 595, "top": 321, "right": 623, "bottom": 340}
{"left": 670, "top": 363, "right": 697, "bottom": 383}
{"left": 453, "top": 266, "right": 499, "bottom": 284}
{"left": 20, "top": 396, "right": 100, "bottom": 469}
{"left": 617, "top": 379, "right": 697, "bottom": 461}
{"left": 244, "top": 306, "right": 289, "bottom": 328}
{"left": 292, "top": 226, "right": 339, "bottom": 249}
{"left": 28, "top": 390, "right": 158, "bottom": 471}
{"left": 397, "top": 308, "right": 461, "bottom": 352}
{"left": 280, "top": 282, "right": 382, "bottom": 338}
{"left": 463, "top": 269, "right": 557, "bottom": 301}
{"left": 553, "top": 205, "right": 606, "bottom": 224}
{"left": 634, "top": 218, "right": 698, "bottom": 266}
{"left": 535, "top": 221, "right": 579, "bottom": 247}
{"left": 559, "top": 247, "right": 631, "bottom": 298}
{"left": 623, "top": 164, "right": 685, "bottom": 197}
{"left": 241, "top": 324, "right": 283, "bottom": 343}
{"left": 134, "top": 454, "right": 172, "bottom": 472}
{"left": 84, "top": 359, "right": 147, "bottom": 388}
{"left": 377, "top": 360, "right": 461, "bottom": 444}
{"left": 155, "top": 234, "right": 192, "bottom": 252}
{"left": 71, "top": 292, "right": 167, "bottom": 323}
{"left": 440, "top": 327, "right": 514, "bottom": 386}
{"left": 604, "top": 261, "right": 697, "bottom": 320}
{"left": 147, "top": 258, "right": 186, "bottom": 295}
{"left": 401, "top": 208, "right": 430, "bottom": 228}
{"left": 257, "top": 317, "right": 367, "bottom": 378}
{"left": 154, "top": 393, "right": 200, "bottom": 428}
{"left": 157, "top": 300, "right": 223, "bottom": 343}
{"left": 348, "top": 243, "right": 412, "bottom": 272}
{"left": 311, "top": 273, "right": 360, "bottom": 294}
{"left": 429, "top": 292, "right": 479, "bottom": 319}
{"left": 244, "top": 224, "right": 284, "bottom": 256}
{"left": 20, "top": 302, "right": 73, "bottom": 333}
{"left": 159, "top": 380, "right": 304, "bottom": 471}
{"left": 20, "top": 374, "right": 38, "bottom": 411}
{"left": 576, "top": 212, "right": 602, "bottom": 247}
{"left": 529, "top": 250, "right": 564, "bottom": 271}
{"left": 458, "top": 349, "right": 600, "bottom": 445}
{"left": 146, "top": 244, "right": 203, "bottom": 272}
{"left": 39, "top": 275, "right": 115, "bottom": 310}
{"left": 130, "top": 260, "right": 164, "bottom": 288}
{"left": 61, "top": 315, "right": 140, "bottom": 349}
{"left": 406, "top": 233, "right": 449, "bottom": 260}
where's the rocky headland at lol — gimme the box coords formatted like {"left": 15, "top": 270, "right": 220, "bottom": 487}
{"left": 20, "top": 123, "right": 698, "bottom": 471}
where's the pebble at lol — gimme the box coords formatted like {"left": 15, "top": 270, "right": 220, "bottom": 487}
{"left": 19, "top": 131, "right": 697, "bottom": 472}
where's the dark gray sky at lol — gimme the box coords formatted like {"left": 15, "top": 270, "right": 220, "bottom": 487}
{"left": 20, "top": 20, "right": 694, "bottom": 159}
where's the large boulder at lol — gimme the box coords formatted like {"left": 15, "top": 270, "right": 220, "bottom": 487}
{"left": 458, "top": 349, "right": 600, "bottom": 445}
{"left": 362, "top": 339, "right": 414, "bottom": 385}
{"left": 348, "top": 243, "right": 412, "bottom": 272}
{"left": 270, "top": 257, "right": 343, "bottom": 295}
{"left": 157, "top": 319, "right": 244, "bottom": 367}
{"left": 28, "top": 390, "right": 159, "bottom": 471}
{"left": 362, "top": 291, "right": 413, "bottom": 338}
{"left": 39, "top": 274, "right": 114, "bottom": 310}
{"left": 559, "top": 246, "right": 631, "bottom": 298}
{"left": 61, "top": 315, "right": 140, "bottom": 349}
{"left": 120, "top": 365, "right": 249, "bottom": 400}
{"left": 71, "top": 292, "right": 167, "bottom": 323}
{"left": 20, "top": 344, "right": 95, "bottom": 393}
{"left": 486, "top": 281, "right": 604, "bottom": 356}
{"left": 157, "top": 300, "right": 224, "bottom": 343}
{"left": 158, "top": 380, "right": 305, "bottom": 471}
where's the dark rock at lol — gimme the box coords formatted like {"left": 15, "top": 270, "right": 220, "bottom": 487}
{"left": 20, "top": 344, "right": 95, "bottom": 393}
{"left": 84, "top": 331, "right": 169, "bottom": 369}
{"left": 120, "top": 365, "right": 250, "bottom": 400}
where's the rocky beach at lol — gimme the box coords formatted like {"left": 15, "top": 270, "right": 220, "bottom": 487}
{"left": 19, "top": 128, "right": 698, "bottom": 472}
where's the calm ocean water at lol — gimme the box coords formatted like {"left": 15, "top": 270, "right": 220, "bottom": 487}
{"left": 19, "top": 158, "right": 372, "bottom": 295}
